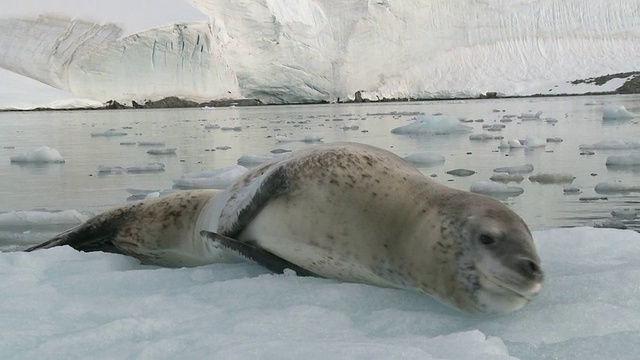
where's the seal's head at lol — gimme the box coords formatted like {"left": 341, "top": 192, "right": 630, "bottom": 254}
{"left": 439, "top": 193, "right": 544, "bottom": 314}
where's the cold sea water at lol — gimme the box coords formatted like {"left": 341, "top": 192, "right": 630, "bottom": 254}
{"left": 0, "top": 94, "right": 639, "bottom": 249}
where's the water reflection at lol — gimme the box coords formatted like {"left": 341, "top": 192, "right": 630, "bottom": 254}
{"left": 0, "top": 95, "right": 639, "bottom": 243}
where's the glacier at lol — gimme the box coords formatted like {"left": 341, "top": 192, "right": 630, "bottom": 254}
{"left": 0, "top": 0, "right": 639, "bottom": 107}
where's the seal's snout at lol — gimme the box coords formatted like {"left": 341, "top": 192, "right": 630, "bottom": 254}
{"left": 515, "top": 257, "right": 543, "bottom": 281}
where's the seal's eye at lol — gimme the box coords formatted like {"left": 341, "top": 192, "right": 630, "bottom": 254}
{"left": 479, "top": 234, "right": 496, "bottom": 246}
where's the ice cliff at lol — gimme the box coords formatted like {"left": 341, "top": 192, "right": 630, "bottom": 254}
{"left": 1, "top": 0, "right": 639, "bottom": 105}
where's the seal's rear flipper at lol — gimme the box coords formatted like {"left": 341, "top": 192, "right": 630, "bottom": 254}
{"left": 24, "top": 211, "right": 125, "bottom": 254}
{"left": 201, "top": 230, "right": 318, "bottom": 277}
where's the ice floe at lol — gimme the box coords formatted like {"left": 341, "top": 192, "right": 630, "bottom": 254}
{"left": 9, "top": 146, "right": 65, "bottom": 163}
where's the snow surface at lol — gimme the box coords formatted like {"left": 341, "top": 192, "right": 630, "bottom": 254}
{"left": 3, "top": 227, "right": 640, "bottom": 359}
{"left": 1, "top": 0, "right": 640, "bottom": 107}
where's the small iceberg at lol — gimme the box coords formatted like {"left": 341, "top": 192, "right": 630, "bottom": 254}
{"left": 403, "top": 152, "right": 445, "bottom": 166}
{"left": 275, "top": 134, "right": 324, "bottom": 143}
{"left": 579, "top": 139, "right": 640, "bottom": 150}
{"left": 90, "top": 129, "right": 128, "bottom": 137}
{"left": 446, "top": 169, "right": 476, "bottom": 177}
{"left": 470, "top": 181, "right": 524, "bottom": 197}
{"left": 220, "top": 126, "right": 243, "bottom": 131}
{"left": 147, "top": 148, "right": 177, "bottom": 155}
{"left": 237, "top": 153, "right": 287, "bottom": 167}
{"left": 602, "top": 104, "right": 638, "bottom": 120}
{"left": 137, "top": 141, "right": 166, "bottom": 147}
{"left": 563, "top": 184, "right": 582, "bottom": 194}
{"left": 391, "top": 115, "right": 472, "bottom": 135}
{"left": 481, "top": 124, "right": 505, "bottom": 131}
{"left": 520, "top": 110, "right": 543, "bottom": 120}
{"left": 489, "top": 174, "right": 524, "bottom": 183}
{"left": 605, "top": 152, "right": 640, "bottom": 167}
{"left": 493, "top": 164, "right": 534, "bottom": 174}
{"left": 173, "top": 165, "right": 249, "bottom": 189}
{"left": 523, "top": 135, "right": 546, "bottom": 148}
{"left": 469, "top": 134, "right": 502, "bottom": 141}
{"left": 498, "top": 139, "right": 525, "bottom": 149}
{"left": 10, "top": 146, "right": 65, "bottom": 163}
{"left": 528, "top": 173, "right": 575, "bottom": 184}
{"left": 594, "top": 182, "right": 640, "bottom": 194}
{"left": 611, "top": 208, "right": 638, "bottom": 220}
{"left": 98, "top": 163, "right": 166, "bottom": 174}
{"left": 0, "top": 209, "right": 89, "bottom": 227}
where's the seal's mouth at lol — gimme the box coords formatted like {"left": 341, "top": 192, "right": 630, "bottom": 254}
{"left": 478, "top": 269, "right": 542, "bottom": 301}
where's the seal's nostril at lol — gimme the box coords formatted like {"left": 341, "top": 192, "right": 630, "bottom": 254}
{"left": 517, "top": 258, "right": 542, "bottom": 279}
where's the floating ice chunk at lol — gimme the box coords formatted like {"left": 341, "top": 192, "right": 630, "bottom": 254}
{"left": 529, "top": 173, "right": 575, "bottom": 184}
{"left": 579, "top": 139, "right": 640, "bottom": 150}
{"left": 446, "top": 169, "right": 476, "bottom": 177}
{"left": 602, "top": 104, "right": 638, "bottom": 120}
{"left": 520, "top": 110, "right": 543, "bottom": 120}
{"left": 391, "top": 115, "right": 472, "bottom": 135}
{"left": 469, "top": 133, "right": 502, "bottom": 141}
{"left": 145, "top": 192, "right": 160, "bottom": 199}
{"left": 341, "top": 125, "right": 360, "bottom": 131}
{"left": 137, "top": 141, "right": 166, "bottom": 147}
{"left": 275, "top": 134, "right": 324, "bottom": 143}
{"left": 489, "top": 174, "right": 524, "bottom": 183}
{"left": 493, "top": 164, "right": 534, "bottom": 174}
{"left": 98, "top": 165, "right": 125, "bottom": 174}
{"left": 173, "top": 165, "right": 249, "bottom": 189}
{"left": 10, "top": 146, "right": 65, "bottom": 163}
{"left": 98, "top": 163, "right": 165, "bottom": 174}
{"left": 595, "top": 182, "right": 640, "bottom": 194}
{"left": 125, "top": 188, "right": 177, "bottom": 201}
{"left": 611, "top": 208, "right": 638, "bottom": 220}
{"left": 546, "top": 137, "right": 563, "bottom": 143}
{"left": 498, "top": 139, "right": 524, "bottom": 149}
{"left": 481, "top": 124, "right": 505, "bottom": 131}
{"left": 470, "top": 181, "right": 524, "bottom": 197}
{"left": 605, "top": 152, "right": 640, "bottom": 167}
{"left": 523, "top": 135, "right": 546, "bottom": 148}
{"left": 221, "top": 126, "right": 243, "bottom": 131}
{"left": 237, "top": 153, "right": 287, "bottom": 167}
{"left": 403, "top": 152, "right": 445, "bottom": 166}
{"left": 125, "top": 163, "right": 165, "bottom": 173}
{"left": 147, "top": 148, "right": 177, "bottom": 155}
{"left": 271, "top": 148, "right": 292, "bottom": 154}
{"left": 563, "top": 184, "right": 582, "bottom": 194}
{"left": 90, "top": 129, "right": 128, "bottom": 137}
{"left": 0, "top": 209, "right": 88, "bottom": 227}
{"left": 593, "top": 219, "right": 627, "bottom": 229}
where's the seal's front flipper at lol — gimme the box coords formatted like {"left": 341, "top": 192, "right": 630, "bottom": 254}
{"left": 201, "top": 230, "right": 318, "bottom": 277}
{"left": 218, "top": 164, "right": 292, "bottom": 237}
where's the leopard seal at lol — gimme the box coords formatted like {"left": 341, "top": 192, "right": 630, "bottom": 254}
{"left": 26, "top": 142, "right": 543, "bottom": 313}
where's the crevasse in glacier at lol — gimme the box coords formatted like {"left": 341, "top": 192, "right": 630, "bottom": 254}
{"left": 1, "top": 0, "right": 639, "bottom": 105}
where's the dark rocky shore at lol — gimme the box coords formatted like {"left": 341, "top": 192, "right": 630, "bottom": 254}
{"left": 5, "top": 71, "right": 640, "bottom": 112}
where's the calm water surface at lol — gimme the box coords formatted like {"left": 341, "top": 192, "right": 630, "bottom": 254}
{"left": 1, "top": 95, "right": 639, "bottom": 248}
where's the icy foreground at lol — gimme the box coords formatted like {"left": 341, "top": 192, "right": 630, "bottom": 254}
{"left": 2, "top": 227, "right": 640, "bottom": 359}
{"left": 1, "top": 0, "right": 639, "bottom": 107}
